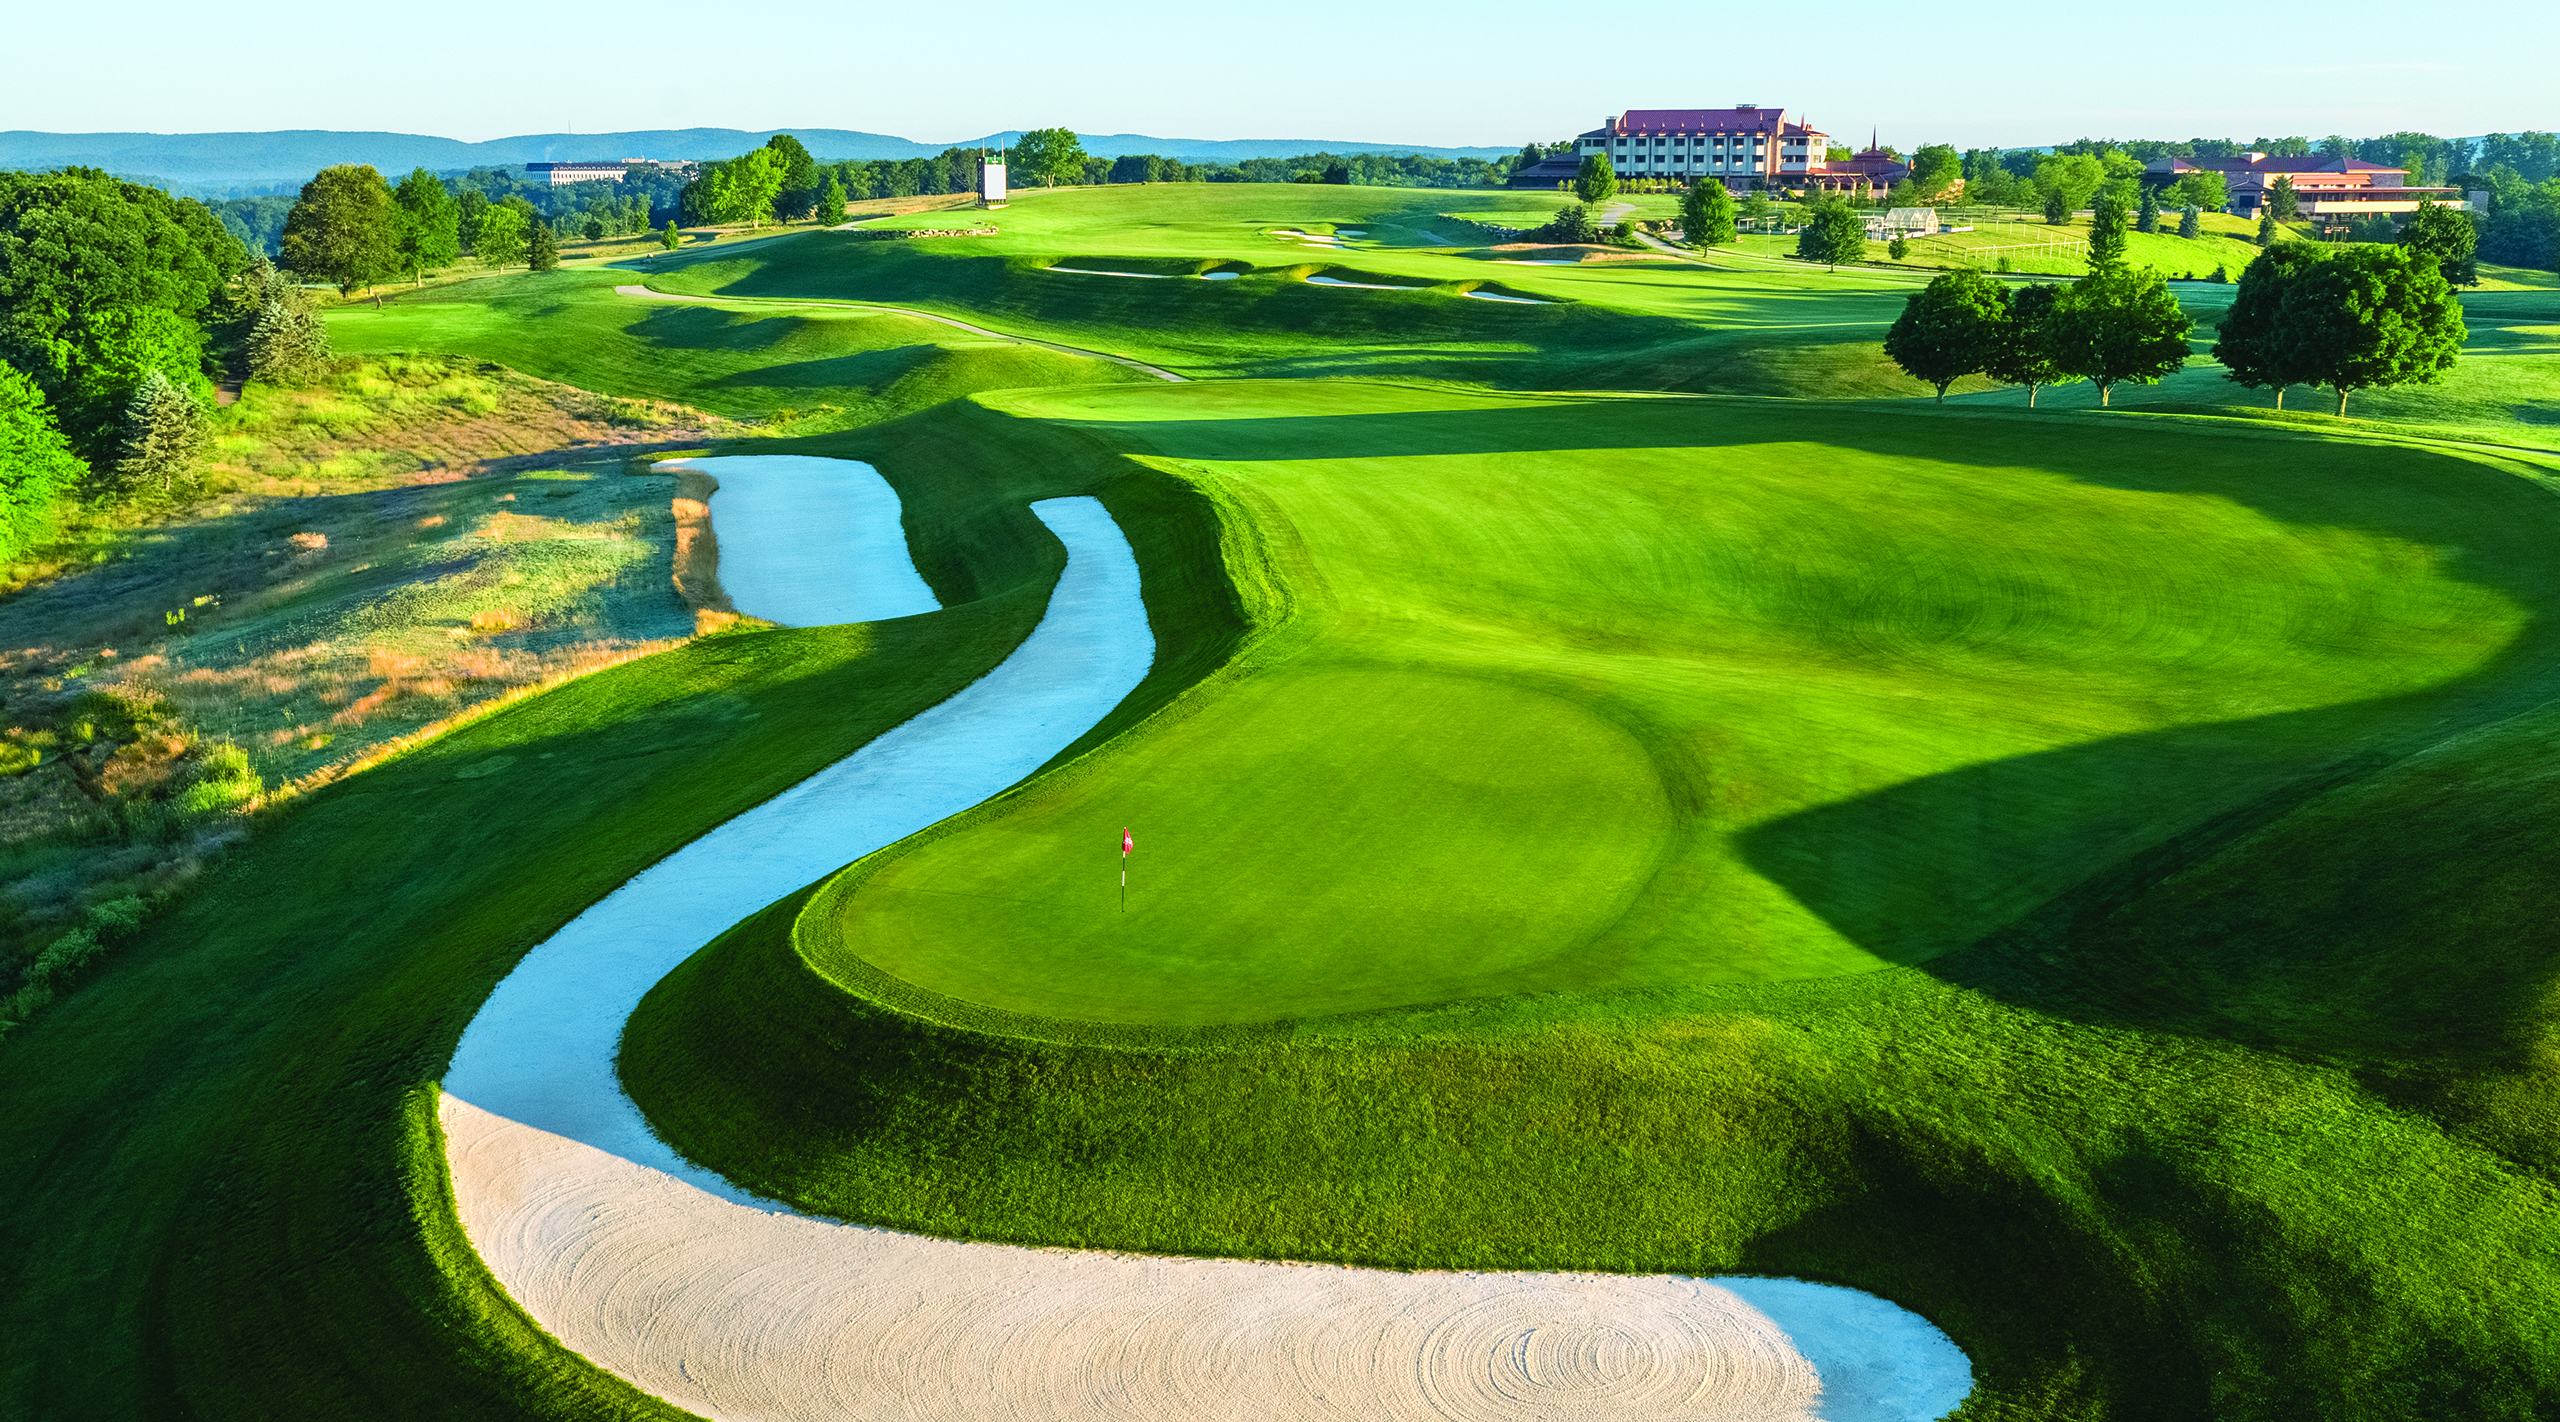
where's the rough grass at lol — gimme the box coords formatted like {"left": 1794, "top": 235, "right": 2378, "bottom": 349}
{"left": 619, "top": 386, "right": 2560, "bottom": 1420}
{"left": 0, "top": 439, "right": 1084, "bottom": 1415}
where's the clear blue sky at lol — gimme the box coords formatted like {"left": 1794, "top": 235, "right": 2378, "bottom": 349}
{"left": 8, "top": 0, "right": 2550, "bottom": 150}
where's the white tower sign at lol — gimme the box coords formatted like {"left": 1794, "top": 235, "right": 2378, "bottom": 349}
{"left": 980, "top": 160, "right": 1008, "bottom": 206}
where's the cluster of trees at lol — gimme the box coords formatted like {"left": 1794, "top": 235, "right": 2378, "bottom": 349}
{"left": 0, "top": 167, "right": 273, "bottom": 549}
{"left": 2215, "top": 244, "right": 2464, "bottom": 414}
{"left": 1883, "top": 265, "right": 2192, "bottom": 407}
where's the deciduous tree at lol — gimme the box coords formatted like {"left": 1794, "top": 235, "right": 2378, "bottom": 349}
{"left": 0, "top": 361, "right": 82, "bottom": 560}
{"left": 1985, "top": 283, "right": 2084, "bottom": 407}
{"left": 391, "top": 169, "right": 460, "bottom": 286}
{"left": 1884, "top": 269, "right": 2006, "bottom": 401}
{"left": 280, "top": 165, "right": 399, "bottom": 302}
{"left": 764, "top": 134, "right": 819, "bottom": 218}
{"left": 1908, "top": 144, "right": 1962, "bottom": 202}
{"left": 1681, "top": 181, "right": 1736, "bottom": 246}
{"left": 1797, "top": 199, "right": 1867, "bottom": 270}
{"left": 2215, "top": 243, "right": 2328, "bottom": 409}
{"left": 2035, "top": 153, "right": 2105, "bottom": 220}
{"left": 1574, "top": 153, "right": 1617, "bottom": 205}
{"left": 1011, "top": 128, "right": 1088, "bottom": 189}
{"left": 2398, "top": 198, "right": 2479, "bottom": 285}
{"left": 473, "top": 204, "right": 528, "bottom": 268}
{"left": 2057, "top": 266, "right": 2192, "bottom": 405}
{"left": 2169, "top": 171, "right": 2227, "bottom": 213}
{"left": 2279, "top": 244, "right": 2464, "bottom": 415}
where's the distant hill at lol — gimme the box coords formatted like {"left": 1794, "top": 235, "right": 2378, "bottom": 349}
{"left": 0, "top": 128, "right": 1519, "bottom": 189}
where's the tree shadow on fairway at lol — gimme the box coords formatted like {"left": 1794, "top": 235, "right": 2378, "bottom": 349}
{"left": 1725, "top": 428, "right": 2560, "bottom": 1069}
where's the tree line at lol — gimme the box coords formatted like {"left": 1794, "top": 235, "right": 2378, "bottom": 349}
{"left": 1880, "top": 218, "right": 2463, "bottom": 415}
{"left": 0, "top": 168, "right": 280, "bottom": 561}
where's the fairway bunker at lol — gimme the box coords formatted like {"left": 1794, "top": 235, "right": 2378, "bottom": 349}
{"left": 440, "top": 457, "right": 1971, "bottom": 1421}
{"left": 1306, "top": 275, "right": 1423, "bottom": 291}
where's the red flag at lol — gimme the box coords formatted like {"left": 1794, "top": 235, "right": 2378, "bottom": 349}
{"left": 1122, "top": 828, "right": 1134, "bottom": 856}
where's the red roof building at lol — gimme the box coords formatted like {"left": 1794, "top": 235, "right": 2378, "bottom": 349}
{"left": 1561, "top": 106, "right": 1830, "bottom": 189}
{"left": 2148, "top": 153, "right": 2461, "bottom": 219}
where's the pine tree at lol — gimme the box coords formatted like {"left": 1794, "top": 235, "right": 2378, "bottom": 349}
{"left": 2136, "top": 185, "right": 2161, "bottom": 233}
{"left": 2258, "top": 210, "right": 2279, "bottom": 246}
{"left": 109, "top": 371, "right": 207, "bottom": 499}
{"left": 2270, "top": 175, "right": 2299, "bottom": 221}
{"left": 660, "top": 221, "right": 682, "bottom": 251}
{"left": 818, "top": 177, "right": 848, "bottom": 226}
{"left": 2178, "top": 205, "right": 2202, "bottom": 239}
{"left": 2087, "top": 193, "right": 2131, "bottom": 270}
{"left": 528, "top": 220, "right": 560, "bottom": 273}
{"left": 246, "top": 295, "right": 331, "bottom": 386}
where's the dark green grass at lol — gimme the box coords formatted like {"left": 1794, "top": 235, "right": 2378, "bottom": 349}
{"left": 807, "top": 381, "right": 2556, "bottom": 1024}
{"left": 620, "top": 388, "right": 2560, "bottom": 1420}
{"left": 325, "top": 267, "right": 1150, "bottom": 427}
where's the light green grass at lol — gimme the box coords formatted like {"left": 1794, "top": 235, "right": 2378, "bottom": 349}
{"left": 816, "top": 383, "right": 2543, "bottom": 1024}
{"left": 621, "top": 388, "right": 2560, "bottom": 1420}
{"left": 326, "top": 267, "right": 1151, "bottom": 428}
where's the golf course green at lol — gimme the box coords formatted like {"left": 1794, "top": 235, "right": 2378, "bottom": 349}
{"left": 8, "top": 178, "right": 2560, "bottom": 1422}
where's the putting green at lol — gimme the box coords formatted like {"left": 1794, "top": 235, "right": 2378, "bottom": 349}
{"left": 816, "top": 382, "right": 2552, "bottom": 1025}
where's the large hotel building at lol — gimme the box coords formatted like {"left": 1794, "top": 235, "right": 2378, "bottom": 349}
{"left": 1508, "top": 107, "right": 1909, "bottom": 193}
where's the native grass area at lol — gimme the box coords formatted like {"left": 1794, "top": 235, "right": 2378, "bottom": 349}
{"left": 5, "top": 179, "right": 2560, "bottom": 1422}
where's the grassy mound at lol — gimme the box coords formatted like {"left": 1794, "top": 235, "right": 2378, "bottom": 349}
{"left": 622, "top": 385, "right": 2560, "bottom": 1419}
{"left": 328, "top": 268, "right": 1154, "bottom": 429}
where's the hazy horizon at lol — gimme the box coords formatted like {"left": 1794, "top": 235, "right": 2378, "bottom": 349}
{"left": 10, "top": 0, "right": 2552, "bottom": 152}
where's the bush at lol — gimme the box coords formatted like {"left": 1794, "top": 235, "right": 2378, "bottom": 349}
{"left": 1888, "top": 236, "right": 1910, "bottom": 260}
{"left": 177, "top": 741, "right": 262, "bottom": 816}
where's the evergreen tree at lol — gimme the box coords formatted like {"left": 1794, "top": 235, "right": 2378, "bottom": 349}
{"left": 2178, "top": 205, "right": 2203, "bottom": 239}
{"left": 1545, "top": 204, "right": 1597, "bottom": 244}
{"left": 2215, "top": 244, "right": 2329, "bottom": 410}
{"left": 1883, "top": 269, "right": 2007, "bottom": 402}
{"left": 1984, "top": 283, "right": 2083, "bottom": 407}
{"left": 239, "top": 264, "right": 330, "bottom": 386}
{"left": 660, "top": 221, "right": 682, "bottom": 251}
{"left": 2398, "top": 199, "right": 2480, "bottom": 285}
{"left": 527, "top": 220, "right": 560, "bottom": 273}
{"left": 2257, "top": 209, "right": 2279, "bottom": 246}
{"left": 2279, "top": 244, "right": 2465, "bottom": 415}
{"left": 818, "top": 177, "right": 847, "bottom": 226}
{"left": 0, "top": 362, "right": 84, "bottom": 561}
{"left": 2270, "top": 175, "right": 2300, "bottom": 220}
{"left": 2087, "top": 193, "right": 2130, "bottom": 270}
{"left": 2056, "top": 266, "right": 2192, "bottom": 406}
{"left": 108, "top": 370, "right": 206, "bottom": 499}
{"left": 2136, "top": 185, "right": 2161, "bottom": 233}
{"left": 1681, "top": 181, "right": 1736, "bottom": 246}
{"left": 1574, "top": 153, "right": 1617, "bottom": 205}
{"left": 1322, "top": 162, "right": 1352, "bottom": 186}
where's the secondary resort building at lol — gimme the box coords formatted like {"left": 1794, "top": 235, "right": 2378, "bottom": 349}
{"left": 525, "top": 159, "right": 695, "bottom": 185}
{"left": 2144, "top": 153, "right": 2465, "bottom": 220}
{"left": 1508, "top": 108, "right": 1910, "bottom": 196}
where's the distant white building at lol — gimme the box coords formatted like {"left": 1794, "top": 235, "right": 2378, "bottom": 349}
{"left": 1881, "top": 207, "right": 1940, "bottom": 234}
{"left": 527, "top": 160, "right": 649, "bottom": 186}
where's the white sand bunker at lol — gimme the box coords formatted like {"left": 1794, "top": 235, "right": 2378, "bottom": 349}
{"left": 1465, "top": 291, "right": 1551, "bottom": 304}
{"left": 439, "top": 458, "right": 1972, "bottom": 1421}
{"left": 1046, "top": 266, "right": 1173, "bottom": 279}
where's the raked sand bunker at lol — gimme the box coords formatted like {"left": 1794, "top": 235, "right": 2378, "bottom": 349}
{"left": 438, "top": 454, "right": 1973, "bottom": 1422}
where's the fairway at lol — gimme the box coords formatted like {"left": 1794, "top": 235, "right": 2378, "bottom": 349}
{"left": 814, "top": 381, "right": 2551, "bottom": 1024}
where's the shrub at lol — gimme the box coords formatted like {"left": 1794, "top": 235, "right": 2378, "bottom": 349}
{"left": 178, "top": 741, "right": 261, "bottom": 816}
{"left": 1888, "top": 236, "right": 1910, "bottom": 260}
